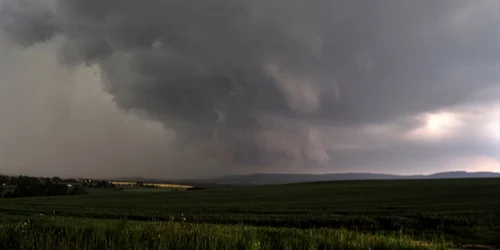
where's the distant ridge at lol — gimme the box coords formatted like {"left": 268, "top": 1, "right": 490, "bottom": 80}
{"left": 171, "top": 171, "right": 500, "bottom": 185}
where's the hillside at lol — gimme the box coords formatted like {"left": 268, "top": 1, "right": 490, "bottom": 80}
{"left": 179, "top": 171, "right": 500, "bottom": 185}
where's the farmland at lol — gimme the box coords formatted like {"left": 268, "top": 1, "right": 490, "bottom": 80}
{"left": 0, "top": 178, "right": 499, "bottom": 249}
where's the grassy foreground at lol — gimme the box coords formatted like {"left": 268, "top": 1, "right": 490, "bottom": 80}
{"left": 0, "top": 178, "right": 499, "bottom": 247}
{"left": 0, "top": 216, "right": 446, "bottom": 250}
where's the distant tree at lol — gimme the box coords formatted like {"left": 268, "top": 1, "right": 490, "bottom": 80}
{"left": 17, "top": 185, "right": 27, "bottom": 196}
{"left": 10, "top": 187, "right": 21, "bottom": 198}
{"left": 0, "top": 175, "right": 9, "bottom": 184}
{"left": 40, "top": 177, "right": 50, "bottom": 182}
{"left": 16, "top": 184, "right": 45, "bottom": 197}
{"left": 1, "top": 175, "right": 87, "bottom": 198}
{"left": 46, "top": 183, "right": 69, "bottom": 196}
{"left": 51, "top": 177, "right": 63, "bottom": 183}
{"left": 4, "top": 191, "right": 19, "bottom": 198}
{"left": 95, "top": 181, "right": 115, "bottom": 188}
{"left": 69, "top": 185, "right": 87, "bottom": 195}
{"left": 8, "top": 175, "right": 41, "bottom": 186}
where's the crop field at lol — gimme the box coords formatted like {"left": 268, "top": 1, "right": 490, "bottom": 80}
{"left": 0, "top": 178, "right": 499, "bottom": 249}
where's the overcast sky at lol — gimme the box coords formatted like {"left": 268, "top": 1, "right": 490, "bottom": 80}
{"left": 0, "top": 0, "right": 498, "bottom": 179}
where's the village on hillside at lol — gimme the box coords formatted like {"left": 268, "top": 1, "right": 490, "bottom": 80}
{"left": 0, "top": 174, "right": 194, "bottom": 198}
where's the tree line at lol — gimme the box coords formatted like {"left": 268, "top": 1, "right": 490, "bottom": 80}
{"left": 0, "top": 175, "right": 87, "bottom": 198}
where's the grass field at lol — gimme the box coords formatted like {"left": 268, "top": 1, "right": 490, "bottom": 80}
{"left": 0, "top": 216, "right": 447, "bottom": 250}
{"left": 0, "top": 178, "right": 499, "bottom": 249}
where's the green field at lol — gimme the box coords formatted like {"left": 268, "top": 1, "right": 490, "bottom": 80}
{"left": 0, "top": 216, "right": 447, "bottom": 250}
{"left": 1, "top": 178, "right": 499, "bottom": 249}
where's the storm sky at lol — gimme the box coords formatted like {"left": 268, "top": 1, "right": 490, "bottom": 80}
{"left": 0, "top": 0, "right": 498, "bottom": 179}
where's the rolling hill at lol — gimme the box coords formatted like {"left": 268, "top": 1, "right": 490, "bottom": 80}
{"left": 176, "top": 171, "right": 500, "bottom": 185}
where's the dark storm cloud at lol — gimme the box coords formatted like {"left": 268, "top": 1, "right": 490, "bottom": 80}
{"left": 0, "top": 0, "right": 58, "bottom": 47}
{"left": 0, "top": 0, "right": 498, "bottom": 169}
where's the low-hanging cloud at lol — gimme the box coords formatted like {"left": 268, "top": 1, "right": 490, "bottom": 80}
{"left": 0, "top": 0, "right": 498, "bottom": 178}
